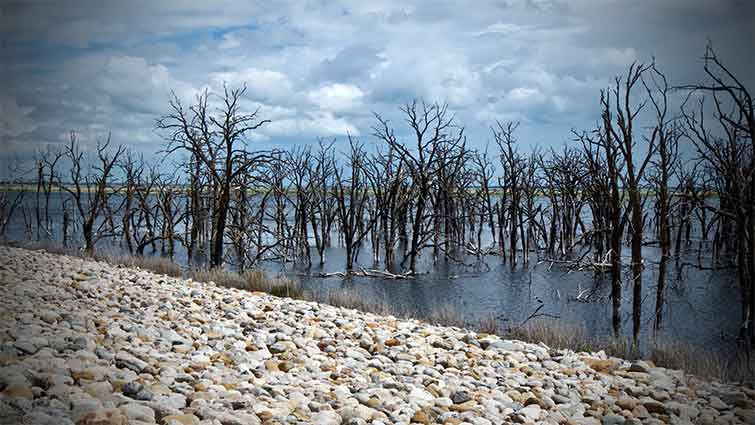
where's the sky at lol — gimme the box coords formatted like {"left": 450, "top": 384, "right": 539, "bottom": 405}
{"left": 1, "top": 0, "right": 754, "bottom": 176}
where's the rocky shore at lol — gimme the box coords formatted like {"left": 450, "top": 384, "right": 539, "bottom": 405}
{"left": 1, "top": 246, "right": 753, "bottom": 425}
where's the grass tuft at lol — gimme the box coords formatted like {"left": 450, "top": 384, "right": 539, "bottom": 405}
{"left": 96, "top": 253, "right": 183, "bottom": 277}
{"left": 425, "top": 303, "right": 466, "bottom": 328}
{"left": 489, "top": 318, "right": 749, "bottom": 382}
{"left": 648, "top": 339, "right": 733, "bottom": 382}
{"left": 313, "top": 288, "right": 396, "bottom": 316}
{"left": 191, "top": 268, "right": 303, "bottom": 299}
{"left": 503, "top": 319, "right": 597, "bottom": 353}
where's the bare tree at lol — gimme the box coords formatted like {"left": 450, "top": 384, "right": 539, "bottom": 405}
{"left": 604, "top": 62, "right": 656, "bottom": 344}
{"left": 643, "top": 64, "right": 680, "bottom": 330}
{"left": 363, "top": 145, "right": 411, "bottom": 271}
{"left": 57, "top": 132, "right": 125, "bottom": 255}
{"left": 158, "top": 86, "right": 271, "bottom": 268}
{"left": 34, "top": 148, "right": 64, "bottom": 240}
{"left": 309, "top": 139, "right": 338, "bottom": 267}
{"left": 373, "top": 100, "right": 465, "bottom": 274}
{"left": 0, "top": 187, "right": 26, "bottom": 237}
{"left": 332, "top": 137, "right": 376, "bottom": 271}
{"left": 681, "top": 45, "right": 755, "bottom": 343}
{"left": 493, "top": 121, "right": 526, "bottom": 266}
{"left": 469, "top": 147, "right": 497, "bottom": 257}
{"left": 539, "top": 145, "right": 587, "bottom": 258}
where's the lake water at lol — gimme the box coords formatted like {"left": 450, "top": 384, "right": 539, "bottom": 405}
{"left": 1, "top": 191, "right": 741, "bottom": 354}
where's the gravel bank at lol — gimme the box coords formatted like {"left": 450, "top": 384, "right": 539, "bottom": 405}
{"left": 1, "top": 246, "right": 753, "bottom": 425}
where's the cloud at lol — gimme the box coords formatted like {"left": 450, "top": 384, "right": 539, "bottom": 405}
{"left": 600, "top": 48, "right": 639, "bottom": 67}
{"left": 263, "top": 112, "right": 359, "bottom": 138}
{"left": 308, "top": 83, "right": 365, "bottom": 112}
{"left": 310, "top": 45, "right": 383, "bottom": 84}
{"left": 474, "top": 22, "right": 531, "bottom": 37}
{"left": 2, "top": 0, "right": 754, "bottom": 162}
{"left": 507, "top": 87, "right": 544, "bottom": 103}
{"left": 95, "top": 55, "right": 196, "bottom": 114}
{"left": 218, "top": 33, "right": 242, "bottom": 50}
{"left": 0, "top": 96, "right": 38, "bottom": 138}
{"left": 210, "top": 68, "right": 294, "bottom": 104}
{"left": 0, "top": 1, "right": 269, "bottom": 48}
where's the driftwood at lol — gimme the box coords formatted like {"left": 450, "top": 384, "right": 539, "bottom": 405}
{"left": 544, "top": 249, "right": 613, "bottom": 273}
{"left": 313, "top": 265, "right": 413, "bottom": 280}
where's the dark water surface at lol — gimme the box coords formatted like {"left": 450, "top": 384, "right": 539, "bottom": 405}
{"left": 2, "top": 191, "right": 741, "bottom": 354}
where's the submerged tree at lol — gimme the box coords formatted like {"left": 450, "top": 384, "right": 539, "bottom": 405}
{"left": 332, "top": 137, "right": 376, "bottom": 271}
{"left": 643, "top": 64, "right": 680, "bottom": 330}
{"left": 158, "top": 86, "right": 271, "bottom": 268}
{"left": 373, "top": 100, "right": 465, "bottom": 274}
{"left": 682, "top": 45, "right": 755, "bottom": 343}
{"left": 604, "top": 62, "right": 657, "bottom": 345}
{"left": 57, "top": 132, "right": 125, "bottom": 255}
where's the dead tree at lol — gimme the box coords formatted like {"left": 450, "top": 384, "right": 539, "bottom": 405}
{"left": 642, "top": 64, "right": 679, "bottom": 330}
{"left": 577, "top": 131, "right": 611, "bottom": 264}
{"left": 431, "top": 140, "right": 470, "bottom": 262}
{"left": 0, "top": 188, "right": 26, "bottom": 237}
{"left": 540, "top": 145, "right": 587, "bottom": 258}
{"left": 33, "top": 148, "right": 63, "bottom": 240}
{"left": 127, "top": 166, "right": 162, "bottom": 256}
{"left": 604, "top": 62, "right": 656, "bottom": 345}
{"left": 286, "top": 146, "right": 316, "bottom": 268}
{"left": 579, "top": 96, "right": 628, "bottom": 337}
{"left": 58, "top": 132, "right": 125, "bottom": 255}
{"left": 158, "top": 86, "right": 271, "bottom": 268}
{"left": 184, "top": 150, "right": 208, "bottom": 265}
{"left": 681, "top": 45, "right": 755, "bottom": 342}
{"left": 306, "top": 140, "right": 337, "bottom": 266}
{"left": 373, "top": 100, "right": 464, "bottom": 274}
{"left": 155, "top": 173, "right": 184, "bottom": 259}
{"left": 332, "top": 137, "right": 376, "bottom": 271}
{"left": 493, "top": 121, "right": 526, "bottom": 266}
{"left": 119, "top": 152, "right": 141, "bottom": 254}
{"left": 469, "top": 147, "right": 497, "bottom": 257}
{"left": 521, "top": 150, "right": 544, "bottom": 263}
{"left": 363, "top": 146, "right": 411, "bottom": 271}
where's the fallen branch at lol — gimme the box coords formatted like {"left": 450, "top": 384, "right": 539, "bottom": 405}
{"left": 310, "top": 266, "right": 414, "bottom": 280}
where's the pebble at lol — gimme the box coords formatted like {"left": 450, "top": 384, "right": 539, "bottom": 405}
{"left": 0, "top": 246, "right": 752, "bottom": 425}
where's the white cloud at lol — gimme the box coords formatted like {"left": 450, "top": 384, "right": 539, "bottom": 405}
{"left": 474, "top": 22, "right": 530, "bottom": 37}
{"left": 263, "top": 111, "right": 359, "bottom": 138}
{"left": 97, "top": 56, "right": 196, "bottom": 112}
{"left": 308, "top": 83, "right": 365, "bottom": 111}
{"left": 507, "top": 87, "right": 543, "bottom": 103}
{"left": 210, "top": 68, "right": 294, "bottom": 104}
{"left": 600, "top": 47, "right": 639, "bottom": 67}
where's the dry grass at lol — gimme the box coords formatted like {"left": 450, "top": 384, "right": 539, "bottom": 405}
{"left": 425, "top": 303, "right": 466, "bottom": 328}
{"left": 648, "top": 340, "right": 734, "bottom": 382}
{"left": 191, "top": 268, "right": 303, "bottom": 299}
{"left": 474, "top": 315, "right": 500, "bottom": 335}
{"left": 490, "top": 318, "right": 749, "bottom": 382}
{"left": 98, "top": 253, "right": 183, "bottom": 278}
{"left": 503, "top": 319, "right": 597, "bottom": 353}
{"left": 311, "top": 288, "right": 397, "bottom": 316}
